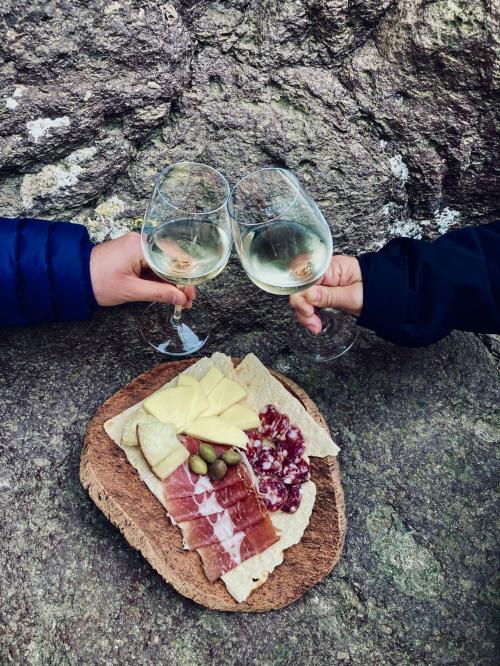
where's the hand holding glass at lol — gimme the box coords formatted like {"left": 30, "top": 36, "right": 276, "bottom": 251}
{"left": 228, "top": 168, "right": 357, "bottom": 360}
{"left": 140, "top": 162, "right": 232, "bottom": 356}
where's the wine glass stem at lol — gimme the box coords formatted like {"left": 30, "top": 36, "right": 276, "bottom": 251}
{"left": 171, "top": 304, "right": 183, "bottom": 328}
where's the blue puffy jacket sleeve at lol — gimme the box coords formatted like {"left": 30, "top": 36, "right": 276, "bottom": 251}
{"left": 0, "top": 217, "right": 97, "bottom": 327}
{"left": 357, "top": 221, "right": 500, "bottom": 346}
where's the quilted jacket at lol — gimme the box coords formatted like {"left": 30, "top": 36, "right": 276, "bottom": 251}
{"left": 0, "top": 217, "right": 96, "bottom": 326}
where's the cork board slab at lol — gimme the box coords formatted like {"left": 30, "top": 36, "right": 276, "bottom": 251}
{"left": 80, "top": 358, "right": 346, "bottom": 612}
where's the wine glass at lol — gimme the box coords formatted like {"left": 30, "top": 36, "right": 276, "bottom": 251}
{"left": 140, "top": 161, "right": 232, "bottom": 356}
{"left": 228, "top": 167, "right": 358, "bottom": 361}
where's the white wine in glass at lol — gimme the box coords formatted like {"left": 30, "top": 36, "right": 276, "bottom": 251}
{"left": 141, "top": 162, "right": 232, "bottom": 356}
{"left": 229, "top": 167, "right": 358, "bottom": 360}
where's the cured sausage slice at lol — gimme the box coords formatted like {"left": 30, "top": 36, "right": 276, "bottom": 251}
{"left": 280, "top": 429, "right": 305, "bottom": 462}
{"left": 252, "top": 446, "right": 283, "bottom": 476}
{"left": 281, "top": 485, "right": 302, "bottom": 513}
{"left": 258, "top": 475, "right": 288, "bottom": 512}
{"left": 280, "top": 458, "right": 311, "bottom": 485}
{"left": 246, "top": 429, "right": 264, "bottom": 464}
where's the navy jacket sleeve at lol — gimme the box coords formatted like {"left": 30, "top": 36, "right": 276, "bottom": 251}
{"left": 357, "top": 221, "right": 500, "bottom": 347}
{"left": 0, "top": 217, "right": 97, "bottom": 327}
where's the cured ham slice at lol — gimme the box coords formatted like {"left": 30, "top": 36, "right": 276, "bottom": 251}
{"left": 179, "top": 493, "right": 267, "bottom": 550}
{"left": 165, "top": 480, "right": 251, "bottom": 524}
{"left": 180, "top": 436, "right": 230, "bottom": 457}
{"left": 163, "top": 462, "right": 250, "bottom": 500}
{"left": 197, "top": 514, "right": 279, "bottom": 581}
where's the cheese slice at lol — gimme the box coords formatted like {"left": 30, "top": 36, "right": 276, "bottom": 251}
{"left": 153, "top": 445, "right": 190, "bottom": 480}
{"left": 137, "top": 421, "right": 179, "bottom": 467}
{"left": 121, "top": 407, "right": 157, "bottom": 447}
{"left": 202, "top": 378, "right": 247, "bottom": 417}
{"left": 186, "top": 376, "right": 208, "bottom": 423}
{"left": 199, "top": 366, "right": 224, "bottom": 396}
{"left": 219, "top": 404, "right": 260, "bottom": 430}
{"left": 143, "top": 386, "right": 194, "bottom": 431}
{"left": 178, "top": 374, "right": 198, "bottom": 388}
{"left": 184, "top": 416, "right": 248, "bottom": 448}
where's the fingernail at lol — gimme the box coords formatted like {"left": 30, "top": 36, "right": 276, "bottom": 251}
{"left": 174, "top": 293, "right": 185, "bottom": 305}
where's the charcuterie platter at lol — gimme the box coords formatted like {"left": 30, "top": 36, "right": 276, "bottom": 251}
{"left": 80, "top": 353, "right": 346, "bottom": 611}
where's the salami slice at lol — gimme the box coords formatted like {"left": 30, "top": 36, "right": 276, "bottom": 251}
{"left": 246, "top": 430, "right": 264, "bottom": 463}
{"left": 281, "top": 485, "right": 302, "bottom": 513}
{"left": 270, "top": 414, "right": 290, "bottom": 442}
{"left": 258, "top": 476, "right": 288, "bottom": 512}
{"left": 252, "top": 446, "right": 283, "bottom": 476}
{"left": 280, "top": 458, "right": 311, "bottom": 485}
{"left": 281, "top": 428, "right": 305, "bottom": 462}
{"left": 258, "top": 405, "right": 280, "bottom": 437}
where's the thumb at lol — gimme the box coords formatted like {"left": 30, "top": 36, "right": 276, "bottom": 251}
{"left": 127, "top": 277, "right": 187, "bottom": 305}
{"left": 308, "top": 284, "right": 362, "bottom": 316}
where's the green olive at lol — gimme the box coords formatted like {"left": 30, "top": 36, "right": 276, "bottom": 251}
{"left": 189, "top": 455, "right": 208, "bottom": 476}
{"left": 221, "top": 450, "right": 243, "bottom": 466}
{"left": 199, "top": 443, "right": 217, "bottom": 464}
{"left": 209, "top": 459, "right": 228, "bottom": 481}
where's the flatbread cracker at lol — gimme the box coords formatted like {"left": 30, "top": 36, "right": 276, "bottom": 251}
{"left": 222, "top": 481, "right": 317, "bottom": 602}
{"left": 235, "top": 353, "right": 339, "bottom": 457}
{"left": 102, "top": 352, "right": 332, "bottom": 602}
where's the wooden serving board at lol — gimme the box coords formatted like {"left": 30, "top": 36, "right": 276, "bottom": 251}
{"left": 80, "top": 358, "right": 346, "bottom": 612}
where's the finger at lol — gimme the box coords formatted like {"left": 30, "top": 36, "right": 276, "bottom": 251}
{"left": 127, "top": 278, "right": 187, "bottom": 305}
{"left": 296, "top": 311, "right": 322, "bottom": 334}
{"left": 290, "top": 292, "right": 314, "bottom": 317}
{"left": 183, "top": 285, "right": 196, "bottom": 302}
{"left": 321, "top": 256, "right": 362, "bottom": 287}
{"left": 309, "top": 283, "right": 362, "bottom": 316}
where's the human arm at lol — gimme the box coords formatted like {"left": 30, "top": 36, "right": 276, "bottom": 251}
{"left": 0, "top": 218, "right": 193, "bottom": 327}
{"left": 290, "top": 221, "right": 500, "bottom": 347}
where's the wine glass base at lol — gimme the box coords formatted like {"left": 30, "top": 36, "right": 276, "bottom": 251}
{"left": 140, "top": 301, "right": 209, "bottom": 356}
{"left": 288, "top": 309, "right": 358, "bottom": 361}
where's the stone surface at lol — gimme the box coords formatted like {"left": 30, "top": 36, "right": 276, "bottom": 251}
{"left": 1, "top": 1, "right": 499, "bottom": 663}
{"left": 0, "top": 309, "right": 499, "bottom": 665}
{"left": 1, "top": 0, "right": 498, "bottom": 252}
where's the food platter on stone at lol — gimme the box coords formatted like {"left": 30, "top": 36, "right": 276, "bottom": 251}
{"left": 80, "top": 353, "right": 346, "bottom": 611}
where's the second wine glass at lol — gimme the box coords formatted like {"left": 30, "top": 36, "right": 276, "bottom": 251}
{"left": 228, "top": 167, "right": 358, "bottom": 360}
{"left": 141, "top": 161, "right": 232, "bottom": 356}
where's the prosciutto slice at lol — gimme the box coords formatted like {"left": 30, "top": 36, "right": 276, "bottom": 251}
{"left": 163, "top": 462, "right": 250, "bottom": 500}
{"left": 180, "top": 436, "right": 230, "bottom": 457}
{"left": 197, "top": 514, "right": 279, "bottom": 581}
{"left": 179, "top": 493, "right": 267, "bottom": 550}
{"left": 165, "top": 480, "right": 252, "bottom": 524}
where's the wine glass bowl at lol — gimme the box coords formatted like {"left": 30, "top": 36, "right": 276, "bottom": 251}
{"left": 140, "top": 162, "right": 232, "bottom": 356}
{"left": 228, "top": 168, "right": 333, "bottom": 296}
{"left": 229, "top": 167, "right": 358, "bottom": 361}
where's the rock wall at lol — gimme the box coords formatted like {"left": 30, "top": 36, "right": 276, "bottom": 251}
{"left": 1, "top": 0, "right": 498, "bottom": 250}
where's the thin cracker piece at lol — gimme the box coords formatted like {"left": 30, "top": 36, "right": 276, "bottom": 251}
{"left": 235, "top": 354, "right": 339, "bottom": 457}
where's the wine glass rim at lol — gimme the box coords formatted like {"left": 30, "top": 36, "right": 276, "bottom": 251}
{"left": 228, "top": 167, "right": 300, "bottom": 225}
{"left": 154, "top": 160, "right": 231, "bottom": 216}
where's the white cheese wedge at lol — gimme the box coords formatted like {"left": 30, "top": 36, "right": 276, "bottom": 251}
{"left": 201, "top": 378, "right": 247, "bottom": 417}
{"left": 143, "top": 386, "right": 194, "bottom": 431}
{"left": 219, "top": 404, "right": 260, "bottom": 430}
{"left": 137, "top": 421, "right": 179, "bottom": 467}
{"left": 121, "top": 407, "right": 158, "bottom": 447}
{"left": 184, "top": 416, "right": 248, "bottom": 448}
{"left": 199, "top": 366, "right": 224, "bottom": 396}
{"left": 188, "top": 384, "right": 209, "bottom": 423}
{"left": 178, "top": 374, "right": 198, "bottom": 388}
{"left": 153, "top": 445, "right": 189, "bottom": 480}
